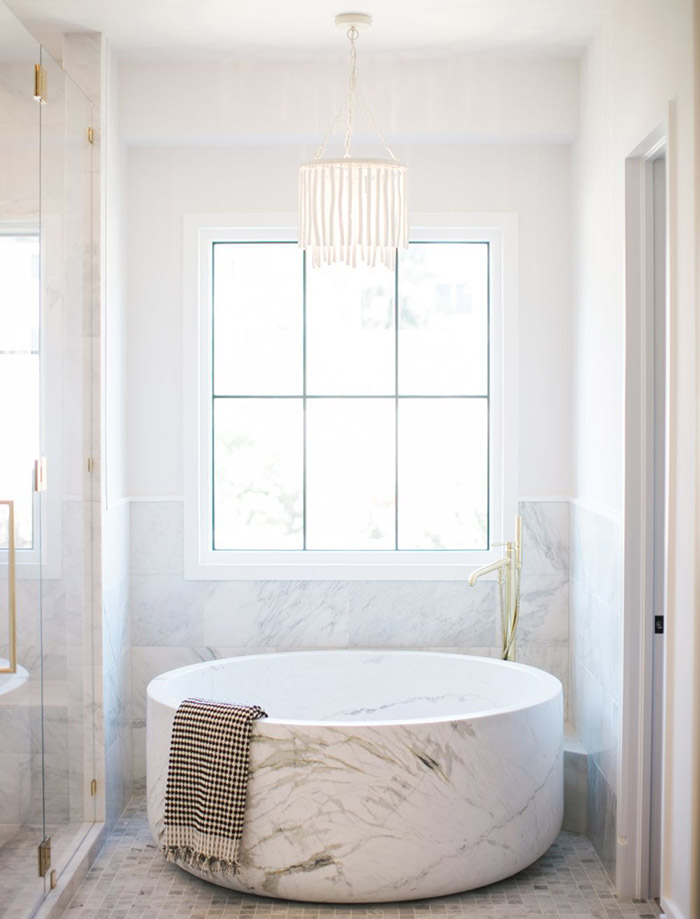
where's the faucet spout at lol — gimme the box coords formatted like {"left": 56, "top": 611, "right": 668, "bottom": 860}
{"left": 468, "top": 557, "right": 508, "bottom": 587}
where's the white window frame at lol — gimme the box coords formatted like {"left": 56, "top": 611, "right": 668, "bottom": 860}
{"left": 0, "top": 222, "right": 61, "bottom": 581}
{"left": 184, "top": 212, "right": 518, "bottom": 580}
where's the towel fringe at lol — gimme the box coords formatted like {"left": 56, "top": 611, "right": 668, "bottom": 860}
{"left": 162, "top": 843, "right": 241, "bottom": 877}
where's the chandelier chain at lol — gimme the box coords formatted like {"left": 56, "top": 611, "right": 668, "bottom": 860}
{"left": 313, "top": 98, "right": 348, "bottom": 160}
{"left": 356, "top": 89, "right": 398, "bottom": 162}
{"left": 313, "top": 21, "right": 397, "bottom": 162}
{"left": 343, "top": 26, "right": 359, "bottom": 157}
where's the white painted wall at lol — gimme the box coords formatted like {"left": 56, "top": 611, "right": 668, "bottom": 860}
{"left": 118, "top": 56, "right": 579, "bottom": 146}
{"left": 104, "top": 48, "right": 128, "bottom": 508}
{"left": 572, "top": 0, "right": 699, "bottom": 914}
{"left": 121, "top": 56, "right": 575, "bottom": 501}
{"left": 101, "top": 40, "right": 133, "bottom": 826}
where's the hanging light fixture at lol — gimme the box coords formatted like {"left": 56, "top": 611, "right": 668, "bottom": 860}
{"left": 298, "top": 13, "right": 408, "bottom": 271}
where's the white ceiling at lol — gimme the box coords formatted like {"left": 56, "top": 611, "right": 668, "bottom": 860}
{"left": 6, "top": 0, "right": 614, "bottom": 60}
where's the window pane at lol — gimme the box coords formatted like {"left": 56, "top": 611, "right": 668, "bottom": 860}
{"left": 306, "top": 262, "right": 395, "bottom": 395}
{"left": 213, "top": 399, "right": 303, "bottom": 550}
{"left": 399, "top": 243, "right": 488, "bottom": 395}
{"left": 398, "top": 399, "right": 488, "bottom": 550}
{"left": 0, "top": 355, "right": 39, "bottom": 549}
{"left": 306, "top": 399, "right": 395, "bottom": 549}
{"left": 213, "top": 243, "right": 302, "bottom": 395}
{"left": 0, "top": 235, "right": 40, "bottom": 352}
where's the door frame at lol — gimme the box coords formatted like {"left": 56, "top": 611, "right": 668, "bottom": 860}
{"left": 618, "top": 123, "right": 669, "bottom": 898}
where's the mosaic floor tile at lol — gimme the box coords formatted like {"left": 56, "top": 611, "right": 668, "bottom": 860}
{"left": 0, "top": 821, "right": 94, "bottom": 919}
{"left": 61, "top": 795, "right": 660, "bottom": 919}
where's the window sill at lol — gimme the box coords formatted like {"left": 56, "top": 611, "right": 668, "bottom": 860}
{"left": 184, "top": 549, "right": 504, "bottom": 581}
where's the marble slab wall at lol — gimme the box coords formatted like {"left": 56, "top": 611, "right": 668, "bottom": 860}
{"left": 102, "top": 500, "right": 132, "bottom": 828}
{"left": 129, "top": 499, "right": 570, "bottom": 784}
{"left": 569, "top": 501, "right": 621, "bottom": 879}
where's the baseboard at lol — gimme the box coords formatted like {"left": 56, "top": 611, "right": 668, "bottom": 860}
{"left": 660, "top": 895, "right": 686, "bottom": 919}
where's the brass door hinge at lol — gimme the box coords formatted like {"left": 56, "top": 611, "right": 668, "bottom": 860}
{"left": 87, "top": 457, "right": 95, "bottom": 473}
{"left": 34, "top": 457, "right": 47, "bottom": 492}
{"left": 87, "top": 126, "right": 94, "bottom": 144}
{"left": 38, "top": 837, "right": 51, "bottom": 877}
{"left": 90, "top": 778, "right": 97, "bottom": 796}
{"left": 34, "top": 64, "right": 46, "bottom": 104}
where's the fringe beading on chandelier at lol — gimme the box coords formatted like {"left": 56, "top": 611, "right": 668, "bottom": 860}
{"left": 298, "top": 157, "right": 408, "bottom": 270}
{"left": 298, "top": 17, "right": 408, "bottom": 271}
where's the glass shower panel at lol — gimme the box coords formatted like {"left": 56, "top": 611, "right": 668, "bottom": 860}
{"left": 0, "top": 5, "right": 46, "bottom": 915}
{"left": 38, "top": 46, "right": 96, "bottom": 878}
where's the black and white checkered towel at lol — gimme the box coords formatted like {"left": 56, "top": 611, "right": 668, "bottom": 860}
{"left": 161, "top": 697, "right": 267, "bottom": 876}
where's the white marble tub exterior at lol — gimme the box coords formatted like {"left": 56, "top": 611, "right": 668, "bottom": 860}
{"left": 147, "top": 650, "right": 563, "bottom": 903}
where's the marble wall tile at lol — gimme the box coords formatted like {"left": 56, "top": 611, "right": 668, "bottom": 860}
{"left": 101, "top": 499, "right": 132, "bottom": 828}
{"left": 102, "top": 501, "right": 130, "bottom": 590}
{"left": 519, "top": 501, "right": 570, "bottom": 575}
{"left": 562, "top": 747, "right": 587, "bottom": 833}
{"left": 105, "top": 737, "right": 127, "bottom": 830}
{"left": 0, "top": 706, "right": 32, "bottom": 753}
{"left": 516, "top": 645, "right": 569, "bottom": 716}
{"left": 570, "top": 503, "right": 621, "bottom": 611}
{"left": 0, "top": 752, "right": 32, "bottom": 825}
{"left": 131, "top": 575, "right": 206, "bottom": 646}
{"left": 131, "top": 646, "right": 217, "bottom": 723}
{"left": 346, "top": 580, "right": 498, "bottom": 648}
{"left": 569, "top": 501, "right": 622, "bottom": 827}
{"left": 203, "top": 580, "right": 350, "bottom": 648}
{"left": 28, "top": 752, "right": 71, "bottom": 824}
{"left": 570, "top": 658, "right": 618, "bottom": 788}
{"left": 587, "top": 759, "right": 617, "bottom": 882}
{"left": 15, "top": 578, "right": 67, "bottom": 681}
{"left": 518, "top": 573, "right": 569, "bottom": 646}
{"left": 570, "top": 585, "right": 620, "bottom": 700}
{"left": 38, "top": 705, "right": 70, "bottom": 755}
{"left": 132, "top": 723, "right": 147, "bottom": 786}
{"left": 102, "top": 579, "right": 130, "bottom": 669}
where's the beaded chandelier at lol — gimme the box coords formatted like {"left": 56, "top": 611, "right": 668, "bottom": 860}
{"left": 298, "top": 13, "right": 408, "bottom": 270}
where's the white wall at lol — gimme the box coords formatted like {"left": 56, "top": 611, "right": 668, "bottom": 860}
{"left": 100, "top": 39, "right": 133, "bottom": 827}
{"left": 572, "top": 0, "right": 699, "bottom": 914}
{"left": 119, "top": 56, "right": 579, "bottom": 147}
{"left": 120, "top": 55, "right": 575, "bottom": 501}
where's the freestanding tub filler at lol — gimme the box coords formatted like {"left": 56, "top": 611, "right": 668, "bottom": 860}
{"left": 147, "top": 650, "right": 563, "bottom": 903}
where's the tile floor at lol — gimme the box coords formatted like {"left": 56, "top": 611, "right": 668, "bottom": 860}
{"left": 0, "top": 822, "right": 90, "bottom": 919}
{"left": 62, "top": 795, "right": 661, "bottom": 919}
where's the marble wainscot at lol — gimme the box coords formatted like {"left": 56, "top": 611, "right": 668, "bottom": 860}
{"left": 147, "top": 650, "right": 563, "bottom": 903}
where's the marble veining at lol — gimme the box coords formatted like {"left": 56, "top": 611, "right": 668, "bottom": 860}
{"left": 147, "top": 651, "right": 563, "bottom": 903}
{"left": 568, "top": 502, "right": 621, "bottom": 879}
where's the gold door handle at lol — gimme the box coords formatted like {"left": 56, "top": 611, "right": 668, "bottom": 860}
{"left": 0, "top": 500, "right": 17, "bottom": 674}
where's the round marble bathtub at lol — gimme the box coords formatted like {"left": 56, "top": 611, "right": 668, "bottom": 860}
{"left": 147, "top": 650, "right": 563, "bottom": 903}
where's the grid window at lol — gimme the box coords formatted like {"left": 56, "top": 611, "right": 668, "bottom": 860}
{"left": 0, "top": 233, "right": 40, "bottom": 551}
{"left": 211, "top": 240, "right": 490, "bottom": 553}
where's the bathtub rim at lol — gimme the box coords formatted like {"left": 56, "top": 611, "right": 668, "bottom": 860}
{"left": 146, "top": 649, "right": 563, "bottom": 729}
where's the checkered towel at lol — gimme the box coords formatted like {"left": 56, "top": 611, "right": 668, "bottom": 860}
{"left": 161, "top": 697, "right": 267, "bottom": 876}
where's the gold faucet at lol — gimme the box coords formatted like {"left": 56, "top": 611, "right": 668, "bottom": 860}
{"left": 468, "top": 515, "right": 522, "bottom": 662}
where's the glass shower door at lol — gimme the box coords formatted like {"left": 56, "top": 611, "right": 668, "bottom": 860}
{"left": 0, "top": 13, "right": 97, "bottom": 916}
{"left": 0, "top": 5, "right": 47, "bottom": 915}
{"left": 38, "top": 45, "right": 97, "bottom": 881}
